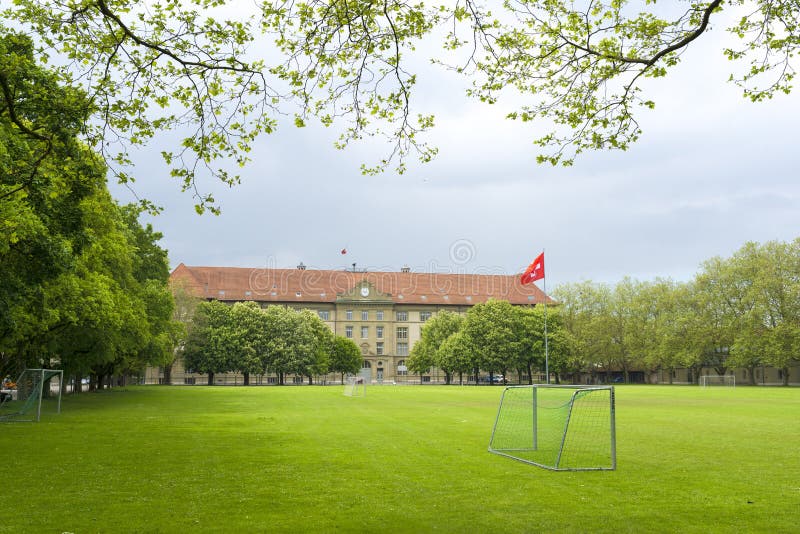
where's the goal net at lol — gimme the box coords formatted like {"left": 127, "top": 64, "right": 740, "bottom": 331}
{"left": 0, "top": 369, "right": 64, "bottom": 422}
{"left": 489, "top": 385, "right": 616, "bottom": 471}
{"left": 700, "top": 375, "right": 735, "bottom": 387}
{"left": 343, "top": 375, "right": 366, "bottom": 397}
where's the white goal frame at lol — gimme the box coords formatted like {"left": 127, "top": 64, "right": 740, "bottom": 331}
{"left": 700, "top": 375, "right": 736, "bottom": 387}
{"left": 488, "top": 384, "right": 616, "bottom": 471}
{"left": 0, "top": 369, "right": 63, "bottom": 422}
{"left": 343, "top": 375, "right": 366, "bottom": 397}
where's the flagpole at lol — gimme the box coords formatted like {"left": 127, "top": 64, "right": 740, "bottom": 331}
{"left": 543, "top": 250, "right": 549, "bottom": 384}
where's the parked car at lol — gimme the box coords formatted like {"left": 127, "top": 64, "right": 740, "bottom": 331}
{"left": 480, "top": 375, "right": 504, "bottom": 384}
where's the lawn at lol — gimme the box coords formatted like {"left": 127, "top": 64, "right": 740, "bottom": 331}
{"left": 1, "top": 385, "right": 798, "bottom": 533}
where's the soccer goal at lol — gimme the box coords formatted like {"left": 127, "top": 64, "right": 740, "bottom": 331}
{"left": 0, "top": 369, "right": 63, "bottom": 422}
{"left": 700, "top": 375, "right": 735, "bottom": 387}
{"left": 343, "top": 375, "right": 366, "bottom": 397}
{"left": 489, "top": 385, "right": 616, "bottom": 471}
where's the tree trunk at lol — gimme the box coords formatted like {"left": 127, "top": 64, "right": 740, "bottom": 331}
{"left": 526, "top": 362, "right": 533, "bottom": 384}
{"left": 782, "top": 367, "right": 789, "bottom": 386}
{"left": 207, "top": 372, "right": 214, "bottom": 386}
{"left": 747, "top": 366, "right": 757, "bottom": 386}
{"left": 163, "top": 363, "right": 173, "bottom": 385}
{"left": 243, "top": 372, "right": 250, "bottom": 386}
{"left": 307, "top": 375, "right": 313, "bottom": 385}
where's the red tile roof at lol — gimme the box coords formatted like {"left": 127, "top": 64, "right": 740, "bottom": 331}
{"left": 171, "top": 264, "right": 551, "bottom": 306}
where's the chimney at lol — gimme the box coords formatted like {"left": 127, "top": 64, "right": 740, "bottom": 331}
{"left": 401, "top": 266, "right": 411, "bottom": 273}
{"left": 297, "top": 262, "right": 306, "bottom": 270}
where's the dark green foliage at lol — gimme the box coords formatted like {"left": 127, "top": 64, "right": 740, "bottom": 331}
{"left": 0, "top": 30, "right": 179, "bottom": 384}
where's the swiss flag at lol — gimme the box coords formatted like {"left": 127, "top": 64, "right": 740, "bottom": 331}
{"left": 520, "top": 252, "right": 545, "bottom": 285}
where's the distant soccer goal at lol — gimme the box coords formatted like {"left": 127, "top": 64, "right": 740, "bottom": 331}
{"left": 0, "top": 369, "right": 63, "bottom": 422}
{"left": 489, "top": 385, "right": 616, "bottom": 471}
{"left": 343, "top": 375, "right": 366, "bottom": 397}
{"left": 700, "top": 375, "right": 735, "bottom": 387}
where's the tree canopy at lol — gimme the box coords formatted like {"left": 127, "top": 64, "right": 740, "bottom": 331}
{"left": 554, "top": 238, "right": 800, "bottom": 385}
{"left": 3, "top": 2, "right": 796, "bottom": 209}
{"left": 1, "top": 30, "right": 179, "bottom": 387}
{"left": 183, "top": 302, "right": 336, "bottom": 385}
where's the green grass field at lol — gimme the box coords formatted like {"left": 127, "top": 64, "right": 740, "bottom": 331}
{"left": 2, "top": 385, "right": 798, "bottom": 533}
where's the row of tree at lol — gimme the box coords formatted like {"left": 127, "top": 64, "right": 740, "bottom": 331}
{"left": 554, "top": 239, "right": 799, "bottom": 385}
{"left": 0, "top": 31, "right": 179, "bottom": 390}
{"left": 406, "top": 301, "right": 572, "bottom": 385}
{"left": 407, "top": 239, "right": 799, "bottom": 386}
{"left": 182, "top": 301, "right": 363, "bottom": 385}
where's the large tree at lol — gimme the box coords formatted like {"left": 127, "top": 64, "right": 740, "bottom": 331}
{"left": 413, "top": 310, "right": 464, "bottom": 384}
{"left": 329, "top": 336, "right": 362, "bottom": 384}
{"left": 3, "top": 2, "right": 796, "bottom": 207}
{"left": 462, "top": 299, "right": 523, "bottom": 382}
{"left": 0, "top": 30, "right": 101, "bottom": 376}
{"left": 1, "top": 31, "right": 179, "bottom": 386}
{"left": 183, "top": 301, "right": 235, "bottom": 385}
{"left": 725, "top": 240, "right": 800, "bottom": 385}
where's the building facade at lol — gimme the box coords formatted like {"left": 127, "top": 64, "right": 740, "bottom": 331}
{"left": 152, "top": 263, "right": 549, "bottom": 385}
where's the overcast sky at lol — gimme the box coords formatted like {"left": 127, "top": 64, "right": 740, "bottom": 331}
{"left": 110, "top": 19, "right": 800, "bottom": 290}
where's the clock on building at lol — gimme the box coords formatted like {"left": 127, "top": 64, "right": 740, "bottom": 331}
{"left": 360, "top": 286, "right": 369, "bottom": 297}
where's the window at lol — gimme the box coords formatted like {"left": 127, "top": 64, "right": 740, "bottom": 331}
{"left": 420, "top": 311, "right": 432, "bottom": 322}
{"left": 183, "top": 377, "right": 196, "bottom": 385}
{"left": 293, "top": 376, "right": 303, "bottom": 384}
{"left": 396, "top": 327, "right": 408, "bottom": 339}
{"left": 376, "top": 310, "right": 384, "bottom": 320}
{"left": 346, "top": 310, "right": 353, "bottom": 320}
{"left": 361, "top": 310, "right": 369, "bottom": 321}
{"left": 396, "top": 311, "right": 408, "bottom": 321}
{"left": 361, "top": 326, "right": 369, "bottom": 338}
{"left": 362, "top": 360, "right": 372, "bottom": 369}
{"left": 376, "top": 342, "right": 384, "bottom": 355}
{"left": 397, "top": 360, "right": 407, "bottom": 375}
{"left": 345, "top": 326, "right": 353, "bottom": 338}
{"left": 397, "top": 342, "right": 408, "bottom": 356}
{"left": 376, "top": 326, "right": 384, "bottom": 338}
{"left": 267, "top": 376, "right": 277, "bottom": 384}
{"left": 422, "top": 375, "right": 431, "bottom": 383}
{"left": 318, "top": 310, "right": 330, "bottom": 320}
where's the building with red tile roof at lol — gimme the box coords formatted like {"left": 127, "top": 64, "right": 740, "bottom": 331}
{"left": 154, "top": 263, "right": 552, "bottom": 385}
